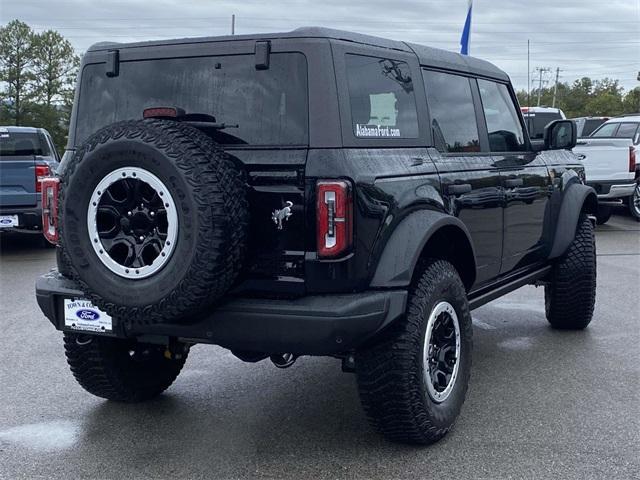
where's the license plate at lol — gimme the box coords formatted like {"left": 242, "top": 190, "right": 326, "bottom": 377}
{"left": 0, "top": 215, "right": 18, "bottom": 228}
{"left": 64, "top": 299, "right": 113, "bottom": 333}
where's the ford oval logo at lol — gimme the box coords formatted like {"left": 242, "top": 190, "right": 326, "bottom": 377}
{"left": 76, "top": 309, "right": 100, "bottom": 321}
{"left": 0, "top": 219, "right": 11, "bottom": 225}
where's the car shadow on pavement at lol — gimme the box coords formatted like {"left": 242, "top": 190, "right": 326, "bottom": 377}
{"left": 73, "top": 357, "right": 428, "bottom": 477}
{"left": 64, "top": 314, "right": 611, "bottom": 479}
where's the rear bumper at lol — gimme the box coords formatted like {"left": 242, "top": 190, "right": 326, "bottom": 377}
{"left": 35, "top": 271, "right": 407, "bottom": 355}
{"left": 0, "top": 201, "right": 42, "bottom": 232}
{"left": 587, "top": 181, "right": 636, "bottom": 199}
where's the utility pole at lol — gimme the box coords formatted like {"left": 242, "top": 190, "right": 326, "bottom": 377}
{"left": 552, "top": 67, "right": 562, "bottom": 108}
{"left": 535, "top": 67, "right": 550, "bottom": 107}
{"left": 527, "top": 40, "right": 530, "bottom": 109}
{"left": 231, "top": 14, "right": 235, "bottom": 35}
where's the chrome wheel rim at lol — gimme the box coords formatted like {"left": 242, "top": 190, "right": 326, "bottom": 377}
{"left": 423, "top": 301, "right": 461, "bottom": 403}
{"left": 633, "top": 184, "right": 640, "bottom": 217}
{"left": 87, "top": 167, "right": 178, "bottom": 279}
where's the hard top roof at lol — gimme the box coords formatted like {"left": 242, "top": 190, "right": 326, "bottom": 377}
{"left": 0, "top": 126, "right": 42, "bottom": 134}
{"left": 87, "top": 27, "right": 509, "bottom": 82}
{"left": 606, "top": 114, "right": 640, "bottom": 123}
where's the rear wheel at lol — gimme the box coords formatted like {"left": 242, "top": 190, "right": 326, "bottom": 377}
{"left": 356, "top": 259, "right": 472, "bottom": 444}
{"left": 63, "top": 332, "right": 188, "bottom": 402}
{"left": 628, "top": 184, "right": 640, "bottom": 221}
{"left": 545, "top": 215, "right": 596, "bottom": 329}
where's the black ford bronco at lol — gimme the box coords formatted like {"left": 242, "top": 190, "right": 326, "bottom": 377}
{"left": 35, "top": 28, "right": 598, "bottom": 444}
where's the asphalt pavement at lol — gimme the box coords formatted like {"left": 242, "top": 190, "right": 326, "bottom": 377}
{"left": 1, "top": 213, "right": 638, "bottom": 480}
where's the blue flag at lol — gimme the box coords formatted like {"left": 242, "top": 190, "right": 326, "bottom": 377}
{"left": 460, "top": 0, "right": 473, "bottom": 55}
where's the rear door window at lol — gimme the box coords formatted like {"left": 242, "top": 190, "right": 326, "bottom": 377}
{"left": 615, "top": 122, "right": 639, "bottom": 139}
{"left": 76, "top": 53, "right": 308, "bottom": 146}
{"left": 345, "top": 54, "right": 418, "bottom": 139}
{"left": 477, "top": 79, "right": 526, "bottom": 152}
{"left": 422, "top": 70, "right": 480, "bottom": 153}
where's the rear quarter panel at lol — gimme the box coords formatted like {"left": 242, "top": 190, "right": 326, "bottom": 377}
{"left": 304, "top": 148, "right": 442, "bottom": 293}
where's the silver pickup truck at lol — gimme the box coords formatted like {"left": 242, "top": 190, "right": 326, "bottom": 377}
{"left": 573, "top": 115, "right": 640, "bottom": 224}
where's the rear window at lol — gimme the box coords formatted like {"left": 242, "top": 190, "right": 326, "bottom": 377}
{"left": 76, "top": 53, "right": 308, "bottom": 146}
{"left": 0, "top": 131, "right": 51, "bottom": 158}
{"left": 523, "top": 112, "right": 563, "bottom": 139}
{"left": 345, "top": 54, "right": 418, "bottom": 139}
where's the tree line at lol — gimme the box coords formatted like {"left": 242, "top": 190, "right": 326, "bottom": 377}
{"left": 1, "top": 19, "right": 639, "bottom": 154}
{"left": 0, "top": 20, "right": 79, "bottom": 153}
{"left": 516, "top": 77, "right": 640, "bottom": 118}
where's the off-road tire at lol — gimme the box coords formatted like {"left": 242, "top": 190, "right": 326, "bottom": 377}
{"left": 595, "top": 205, "right": 611, "bottom": 225}
{"left": 58, "top": 120, "right": 248, "bottom": 325}
{"left": 355, "top": 259, "right": 473, "bottom": 445}
{"left": 628, "top": 184, "right": 640, "bottom": 221}
{"left": 63, "top": 332, "right": 187, "bottom": 402}
{"left": 545, "top": 215, "right": 596, "bottom": 329}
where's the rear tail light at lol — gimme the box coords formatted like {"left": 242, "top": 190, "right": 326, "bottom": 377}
{"left": 316, "top": 180, "right": 353, "bottom": 258}
{"left": 35, "top": 164, "right": 51, "bottom": 193}
{"left": 41, "top": 177, "right": 60, "bottom": 244}
{"left": 630, "top": 146, "right": 637, "bottom": 173}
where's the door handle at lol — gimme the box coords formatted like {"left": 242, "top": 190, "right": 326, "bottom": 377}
{"left": 447, "top": 183, "right": 472, "bottom": 195}
{"left": 505, "top": 178, "right": 523, "bottom": 188}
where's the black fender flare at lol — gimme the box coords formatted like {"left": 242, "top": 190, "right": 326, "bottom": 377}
{"left": 548, "top": 182, "right": 598, "bottom": 259}
{"left": 370, "top": 210, "right": 477, "bottom": 288}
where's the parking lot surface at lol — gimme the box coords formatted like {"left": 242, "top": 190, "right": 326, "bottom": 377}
{"left": 1, "top": 214, "right": 638, "bottom": 480}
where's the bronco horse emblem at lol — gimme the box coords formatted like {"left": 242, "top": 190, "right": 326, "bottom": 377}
{"left": 272, "top": 201, "right": 293, "bottom": 230}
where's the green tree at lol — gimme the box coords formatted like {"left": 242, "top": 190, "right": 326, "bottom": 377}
{"left": 623, "top": 87, "right": 640, "bottom": 114}
{"left": 32, "top": 30, "right": 79, "bottom": 107}
{"left": 0, "top": 20, "right": 36, "bottom": 125}
{"left": 28, "top": 30, "right": 80, "bottom": 150}
{"left": 584, "top": 93, "right": 623, "bottom": 117}
{"left": 593, "top": 77, "right": 622, "bottom": 96}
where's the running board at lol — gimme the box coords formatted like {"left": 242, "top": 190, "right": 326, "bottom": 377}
{"left": 468, "top": 265, "right": 552, "bottom": 311}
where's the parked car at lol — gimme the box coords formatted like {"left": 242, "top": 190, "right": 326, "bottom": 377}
{"left": 0, "top": 126, "right": 59, "bottom": 241}
{"left": 571, "top": 116, "right": 609, "bottom": 137}
{"left": 35, "top": 28, "right": 597, "bottom": 445}
{"left": 573, "top": 114, "right": 640, "bottom": 223}
{"left": 521, "top": 106, "right": 566, "bottom": 140}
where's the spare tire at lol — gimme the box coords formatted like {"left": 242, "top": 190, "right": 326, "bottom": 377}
{"left": 59, "top": 120, "right": 248, "bottom": 325}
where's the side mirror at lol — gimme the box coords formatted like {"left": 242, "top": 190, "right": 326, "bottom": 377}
{"left": 544, "top": 120, "right": 577, "bottom": 150}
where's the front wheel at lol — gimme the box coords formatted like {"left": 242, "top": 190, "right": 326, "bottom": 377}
{"left": 63, "top": 333, "right": 188, "bottom": 402}
{"left": 628, "top": 184, "right": 640, "bottom": 221}
{"left": 545, "top": 215, "right": 596, "bottom": 329}
{"left": 356, "top": 259, "right": 472, "bottom": 444}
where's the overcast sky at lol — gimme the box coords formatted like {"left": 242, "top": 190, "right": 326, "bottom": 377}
{"left": 2, "top": 0, "right": 639, "bottom": 92}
